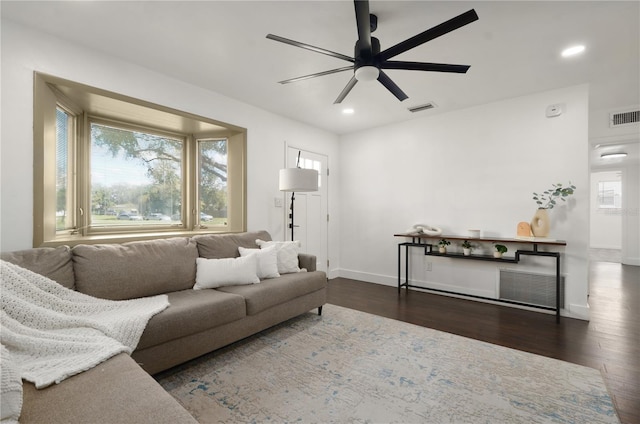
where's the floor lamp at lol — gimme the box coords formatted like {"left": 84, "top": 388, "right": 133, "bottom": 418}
{"left": 279, "top": 167, "right": 319, "bottom": 241}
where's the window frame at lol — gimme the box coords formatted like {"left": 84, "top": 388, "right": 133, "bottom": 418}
{"left": 34, "top": 72, "right": 247, "bottom": 247}
{"left": 55, "top": 103, "right": 78, "bottom": 234}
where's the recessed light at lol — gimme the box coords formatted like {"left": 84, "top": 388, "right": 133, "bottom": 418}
{"left": 601, "top": 153, "right": 627, "bottom": 159}
{"left": 561, "top": 45, "right": 585, "bottom": 58}
{"left": 342, "top": 108, "right": 354, "bottom": 115}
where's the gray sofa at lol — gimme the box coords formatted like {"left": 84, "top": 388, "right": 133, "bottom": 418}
{"left": 1, "top": 230, "right": 327, "bottom": 424}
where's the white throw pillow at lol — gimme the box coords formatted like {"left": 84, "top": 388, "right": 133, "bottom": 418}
{"left": 194, "top": 255, "right": 260, "bottom": 290}
{"left": 255, "top": 239, "right": 300, "bottom": 274}
{"left": 238, "top": 245, "right": 280, "bottom": 280}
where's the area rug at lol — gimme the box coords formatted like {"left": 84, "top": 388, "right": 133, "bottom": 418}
{"left": 156, "top": 305, "right": 618, "bottom": 423}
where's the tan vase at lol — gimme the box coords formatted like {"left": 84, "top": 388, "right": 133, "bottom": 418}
{"left": 530, "top": 208, "right": 550, "bottom": 237}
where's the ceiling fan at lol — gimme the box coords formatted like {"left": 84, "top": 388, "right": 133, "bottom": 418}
{"left": 266, "top": 0, "right": 478, "bottom": 104}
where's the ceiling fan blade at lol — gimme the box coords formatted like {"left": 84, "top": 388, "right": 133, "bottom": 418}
{"left": 354, "top": 0, "right": 372, "bottom": 54}
{"left": 377, "top": 71, "right": 408, "bottom": 101}
{"left": 278, "top": 66, "right": 354, "bottom": 84}
{"left": 378, "top": 9, "right": 479, "bottom": 62}
{"left": 381, "top": 61, "right": 470, "bottom": 73}
{"left": 334, "top": 76, "right": 358, "bottom": 104}
{"left": 266, "top": 34, "right": 355, "bottom": 63}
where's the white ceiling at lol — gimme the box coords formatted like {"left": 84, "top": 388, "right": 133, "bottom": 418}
{"left": 2, "top": 0, "right": 639, "bottom": 144}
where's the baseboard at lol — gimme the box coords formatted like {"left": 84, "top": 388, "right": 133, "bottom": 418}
{"left": 326, "top": 269, "right": 340, "bottom": 280}
{"left": 337, "top": 269, "right": 493, "bottom": 298}
{"left": 335, "top": 268, "right": 589, "bottom": 320}
{"left": 566, "top": 303, "right": 590, "bottom": 320}
{"left": 409, "top": 279, "right": 495, "bottom": 299}
{"left": 337, "top": 268, "right": 396, "bottom": 286}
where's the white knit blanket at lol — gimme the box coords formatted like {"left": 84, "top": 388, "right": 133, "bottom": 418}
{"left": 0, "top": 260, "right": 169, "bottom": 389}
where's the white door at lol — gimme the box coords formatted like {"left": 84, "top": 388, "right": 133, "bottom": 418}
{"left": 286, "top": 147, "right": 328, "bottom": 273}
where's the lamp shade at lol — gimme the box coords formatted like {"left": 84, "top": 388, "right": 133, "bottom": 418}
{"left": 279, "top": 168, "right": 318, "bottom": 192}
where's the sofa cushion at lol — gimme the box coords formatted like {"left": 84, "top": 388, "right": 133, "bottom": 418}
{"left": 193, "top": 230, "right": 272, "bottom": 259}
{"left": 72, "top": 237, "right": 198, "bottom": 300}
{"left": 20, "top": 353, "right": 197, "bottom": 424}
{"left": 136, "top": 289, "right": 247, "bottom": 350}
{"left": 216, "top": 271, "right": 327, "bottom": 315}
{"left": 1, "top": 246, "right": 75, "bottom": 289}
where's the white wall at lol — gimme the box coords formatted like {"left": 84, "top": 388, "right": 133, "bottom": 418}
{"left": 590, "top": 171, "right": 622, "bottom": 249}
{"left": 338, "top": 85, "right": 590, "bottom": 319}
{"left": 621, "top": 163, "right": 640, "bottom": 265}
{"left": 0, "top": 20, "right": 340, "bottom": 268}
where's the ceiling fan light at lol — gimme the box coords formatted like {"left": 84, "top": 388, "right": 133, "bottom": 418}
{"left": 355, "top": 66, "right": 379, "bottom": 82}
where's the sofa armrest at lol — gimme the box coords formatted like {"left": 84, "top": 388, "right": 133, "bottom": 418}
{"left": 20, "top": 353, "right": 197, "bottom": 424}
{"left": 298, "top": 253, "right": 317, "bottom": 272}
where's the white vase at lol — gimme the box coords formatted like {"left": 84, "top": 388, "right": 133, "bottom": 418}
{"left": 493, "top": 251, "right": 503, "bottom": 258}
{"left": 463, "top": 248, "right": 471, "bottom": 256}
{"left": 438, "top": 247, "right": 446, "bottom": 254}
{"left": 530, "top": 208, "right": 550, "bottom": 237}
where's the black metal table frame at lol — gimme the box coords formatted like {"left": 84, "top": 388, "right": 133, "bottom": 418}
{"left": 397, "top": 237, "right": 562, "bottom": 323}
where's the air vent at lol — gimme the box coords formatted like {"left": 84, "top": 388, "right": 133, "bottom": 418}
{"left": 610, "top": 109, "right": 640, "bottom": 128}
{"left": 499, "top": 269, "right": 565, "bottom": 309}
{"left": 408, "top": 102, "right": 437, "bottom": 113}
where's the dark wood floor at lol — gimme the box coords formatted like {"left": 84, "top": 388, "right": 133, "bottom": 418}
{"left": 327, "top": 261, "right": 639, "bottom": 424}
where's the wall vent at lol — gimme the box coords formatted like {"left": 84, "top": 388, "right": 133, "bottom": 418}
{"left": 408, "top": 102, "right": 437, "bottom": 113}
{"left": 610, "top": 109, "right": 640, "bottom": 128}
{"left": 499, "top": 269, "right": 565, "bottom": 309}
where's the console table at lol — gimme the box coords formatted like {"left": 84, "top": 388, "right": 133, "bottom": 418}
{"left": 394, "top": 233, "right": 567, "bottom": 322}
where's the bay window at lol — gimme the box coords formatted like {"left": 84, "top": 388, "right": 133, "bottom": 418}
{"left": 34, "top": 72, "right": 246, "bottom": 246}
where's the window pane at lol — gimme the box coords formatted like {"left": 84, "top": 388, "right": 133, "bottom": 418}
{"left": 55, "top": 107, "right": 73, "bottom": 231}
{"left": 199, "top": 139, "right": 228, "bottom": 226}
{"left": 300, "top": 157, "right": 322, "bottom": 188}
{"left": 90, "top": 123, "right": 182, "bottom": 227}
{"left": 598, "top": 181, "right": 622, "bottom": 209}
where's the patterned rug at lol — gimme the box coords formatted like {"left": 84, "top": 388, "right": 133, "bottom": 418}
{"left": 156, "top": 305, "right": 618, "bottom": 423}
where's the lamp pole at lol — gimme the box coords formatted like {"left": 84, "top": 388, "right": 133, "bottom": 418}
{"left": 289, "top": 151, "right": 301, "bottom": 241}
{"left": 289, "top": 191, "right": 295, "bottom": 241}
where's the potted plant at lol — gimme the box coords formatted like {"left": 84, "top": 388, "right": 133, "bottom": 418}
{"left": 461, "top": 240, "right": 473, "bottom": 256}
{"left": 532, "top": 182, "right": 576, "bottom": 209}
{"left": 493, "top": 244, "right": 508, "bottom": 259}
{"left": 438, "top": 239, "right": 450, "bottom": 254}
{"left": 531, "top": 182, "right": 577, "bottom": 237}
